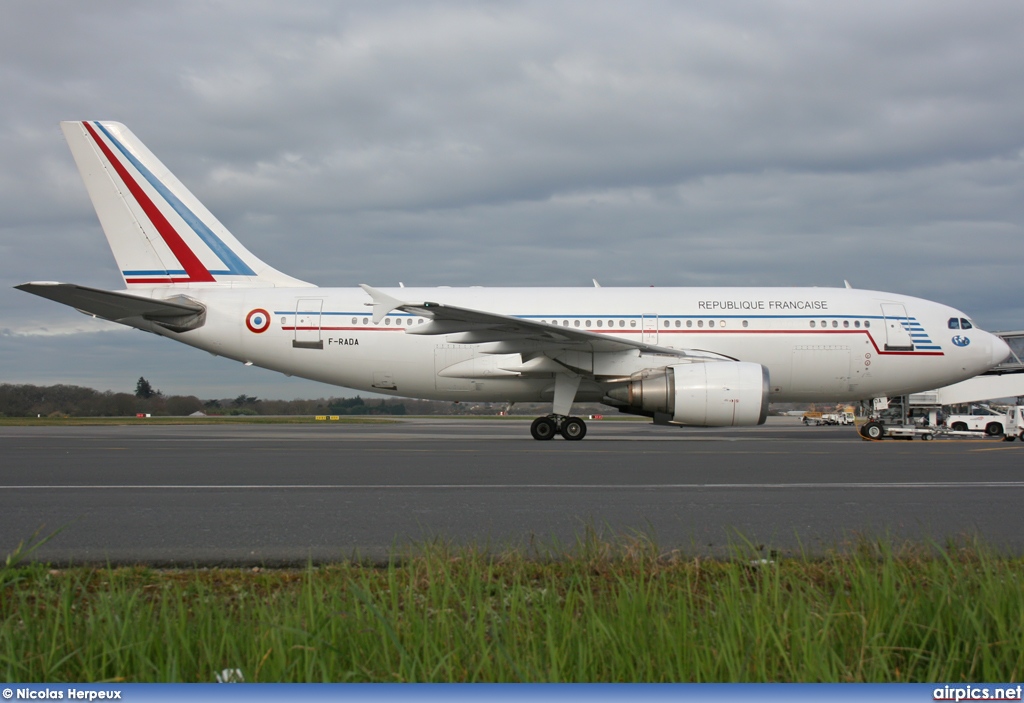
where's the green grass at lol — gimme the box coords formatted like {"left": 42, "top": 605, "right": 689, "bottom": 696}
{"left": 3, "top": 534, "right": 1023, "bottom": 682}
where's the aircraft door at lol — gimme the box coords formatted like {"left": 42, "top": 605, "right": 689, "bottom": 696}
{"left": 642, "top": 314, "right": 659, "bottom": 345}
{"left": 293, "top": 298, "right": 323, "bottom": 349}
{"left": 880, "top": 303, "right": 914, "bottom": 351}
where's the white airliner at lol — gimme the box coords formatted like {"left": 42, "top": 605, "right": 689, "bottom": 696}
{"left": 17, "top": 121, "right": 1012, "bottom": 440}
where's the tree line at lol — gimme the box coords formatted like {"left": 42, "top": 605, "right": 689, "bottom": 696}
{"left": 0, "top": 381, "right": 528, "bottom": 418}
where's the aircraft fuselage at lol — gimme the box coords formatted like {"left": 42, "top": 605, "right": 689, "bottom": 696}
{"left": 157, "top": 285, "right": 1004, "bottom": 404}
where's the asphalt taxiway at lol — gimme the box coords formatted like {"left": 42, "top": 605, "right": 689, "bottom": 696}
{"left": 2, "top": 417, "right": 1022, "bottom": 565}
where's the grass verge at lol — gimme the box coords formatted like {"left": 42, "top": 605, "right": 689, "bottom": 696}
{"left": 2, "top": 535, "right": 1022, "bottom": 682}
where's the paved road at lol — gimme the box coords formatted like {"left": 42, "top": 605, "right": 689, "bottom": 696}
{"left": 2, "top": 418, "right": 1022, "bottom": 565}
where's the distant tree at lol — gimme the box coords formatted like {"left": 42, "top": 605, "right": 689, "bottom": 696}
{"left": 328, "top": 396, "right": 366, "bottom": 414}
{"left": 135, "top": 377, "right": 157, "bottom": 399}
{"left": 166, "top": 395, "right": 204, "bottom": 416}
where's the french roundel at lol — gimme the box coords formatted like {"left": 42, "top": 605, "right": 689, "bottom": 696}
{"left": 246, "top": 308, "right": 271, "bottom": 334}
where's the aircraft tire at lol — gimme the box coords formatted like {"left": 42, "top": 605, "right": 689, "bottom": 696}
{"left": 531, "top": 417, "right": 558, "bottom": 441}
{"left": 560, "top": 417, "right": 587, "bottom": 441}
{"left": 861, "top": 421, "right": 885, "bottom": 440}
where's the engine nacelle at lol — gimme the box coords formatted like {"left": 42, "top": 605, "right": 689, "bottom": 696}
{"left": 606, "top": 362, "right": 769, "bottom": 426}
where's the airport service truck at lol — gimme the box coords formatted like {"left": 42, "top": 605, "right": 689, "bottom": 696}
{"left": 860, "top": 399, "right": 1024, "bottom": 441}
{"left": 944, "top": 405, "right": 1024, "bottom": 439}
{"left": 802, "top": 411, "right": 855, "bottom": 426}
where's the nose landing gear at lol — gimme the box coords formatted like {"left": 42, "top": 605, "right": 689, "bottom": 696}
{"left": 531, "top": 415, "right": 588, "bottom": 441}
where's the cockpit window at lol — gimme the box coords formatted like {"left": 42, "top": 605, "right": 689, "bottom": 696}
{"left": 948, "top": 318, "right": 960, "bottom": 329}
{"left": 960, "top": 318, "right": 973, "bottom": 329}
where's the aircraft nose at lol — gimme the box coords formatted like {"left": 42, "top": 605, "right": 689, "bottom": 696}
{"left": 990, "top": 334, "right": 1011, "bottom": 367}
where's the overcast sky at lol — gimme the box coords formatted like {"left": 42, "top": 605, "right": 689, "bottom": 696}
{"left": 2, "top": 0, "right": 1022, "bottom": 399}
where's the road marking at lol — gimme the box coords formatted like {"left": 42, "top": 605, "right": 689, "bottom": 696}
{"left": 3, "top": 482, "right": 1024, "bottom": 490}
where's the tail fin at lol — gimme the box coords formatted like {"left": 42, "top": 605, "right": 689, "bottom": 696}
{"left": 60, "top": 121, "right": 313, "bottom": 289}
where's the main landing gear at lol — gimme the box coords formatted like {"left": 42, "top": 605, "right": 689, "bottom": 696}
{"left": 531, "top": 415, "right": 588, "bottom": 441}
{"left": 530, "top": 371, "right": 587, "bottom": 440}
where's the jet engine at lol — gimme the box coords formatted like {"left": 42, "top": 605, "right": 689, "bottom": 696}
{"left": 606, "top": 362, "right": 769, "bottom": 426}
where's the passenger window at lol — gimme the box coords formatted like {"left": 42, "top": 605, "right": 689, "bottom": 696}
{"left": 596, "top": 320, "right": 603, "bottom": 328}
{"left": 720, "top": 320, "right": 726, "bottom": 328}
{"left": 854, "top": 320, "right": 861, "bottom": 328}
{"left": 864, "top": 321, "right": 870, "bottom": 328}
{"left": 843, "top": 320, "right": 850, "bottom": 328}
{"left": 686, "top": 320, "right": 693, "bottom": 328}
{"left": 960, "top": 318, "right": 973, "bottom": 329}
{"left": 585, "top": 320, "right": 591, "bottom": 328}
{"left": 351, "top": 317, "right": 357, "bottom": 324}
{"left": 742, "top": 320, "right": 748, "bottom": 328}
{"left": 574, "top": 320, "right": 581, "bottom": 328}
{"left": 949, "top": 318, "right": 960, "bottom": 329}
{"left": 664, "top": 320, "right": 670, "bottom": 328}
{"left": 563, "top": 320, "right": 569, "bottom": 327}
{"left": 630, "top": 320, "right": 637, "bottom": 328}
{"left": 619, "top": 320, "right": 625, "bottom": 327}
{"left": 810, "top": 320, "right": 816, "bottom": 328}
{"left": 709, "top": 320, "right": 715, "bottom": 328}
{"left": 832, "top": 320, "right": 839, "bottom": 328}
{"left": 385, "top": 318, "right": 391, "bottom": 325}
{"left": 697, "top": 320, "right": 704, "bottom": 328}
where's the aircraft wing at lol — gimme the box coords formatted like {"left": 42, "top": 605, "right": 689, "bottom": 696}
{"left": 359, "top": 284, "right": 732, "bottom": 361}
{"left": 16, "top": 282, "right": 206, "bottom": 332}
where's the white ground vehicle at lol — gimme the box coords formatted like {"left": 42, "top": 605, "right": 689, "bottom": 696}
{"left": 1006, "top": 407, "right": 1024, "bottom": 440}
{"left": 803, "top": 411, "right": 855, "bottom": 426}
{"left": 944, "top": 405, "right": 1013, "bottom": 437}
{"left": 859, "top": 399, "right": 1024, "bottom": 441}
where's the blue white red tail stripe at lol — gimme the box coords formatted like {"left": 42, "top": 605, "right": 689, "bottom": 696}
{"left": 82, "top": 121, "right": 215, "bottom": 284}
{"left": 90, "top": 122, "right": 255, "bottom": 279}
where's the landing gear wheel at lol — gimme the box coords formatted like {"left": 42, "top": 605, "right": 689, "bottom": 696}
{"left": 861, "top": 421, "right": 885, "bottom": 440}
{"left": 530, "top": 417, "right": 557, "bottom": 441}
{"left": 560, "top": 416, "right": 587, "bottom": 441}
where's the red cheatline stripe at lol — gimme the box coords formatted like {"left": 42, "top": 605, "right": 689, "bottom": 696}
{"left": 82, "top": 122, "right": 215, "bottom": 283}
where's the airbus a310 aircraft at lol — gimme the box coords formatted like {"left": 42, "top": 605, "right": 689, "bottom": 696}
{"left": 17, "top": 122, "right": 1012, "bottom": 440}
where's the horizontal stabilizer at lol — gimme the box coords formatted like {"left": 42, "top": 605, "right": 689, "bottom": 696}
{"left": 16, "top": 282, "right": 206, "bottom": 332}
